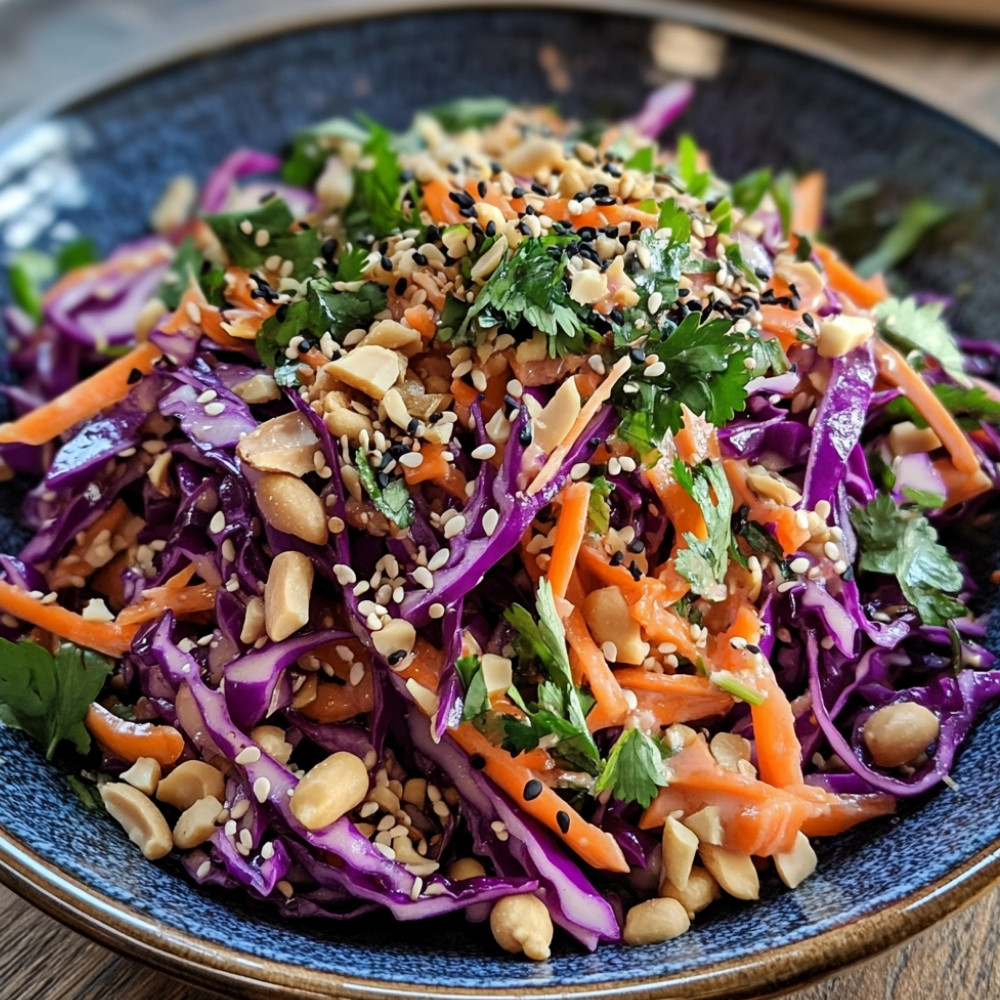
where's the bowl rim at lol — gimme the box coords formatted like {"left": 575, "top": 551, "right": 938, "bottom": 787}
{"left": 1, "top": 1, "right": 1000, "bottom": 997}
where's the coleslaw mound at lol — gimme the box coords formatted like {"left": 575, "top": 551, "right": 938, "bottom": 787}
{"left": 1, "top": 91, "right": 999, "bottom": 956}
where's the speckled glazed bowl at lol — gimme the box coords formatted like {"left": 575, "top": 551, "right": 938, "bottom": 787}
{"left": 0, "top": 3, "right": 999, "bottom": 998}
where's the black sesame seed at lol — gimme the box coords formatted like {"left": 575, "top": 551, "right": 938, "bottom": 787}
{"left": 387, "top": 649, "right": 407, "bottom": 665}
{"left": 754, "top": 266, "right": 770, "bottom": 280}
{"left": 412, "top": 252, "right": 428, "bottom": 266}
{"left": 425, "top": 224, "right": 440, "bottom": 243}
{"left": 593, "top": 196, "right": 617, "bottom": 207}
{"left": 275, "top": 304, "right": 289, "bottom": 323}
{"left": 460, "top": 206, "right": 478, "bottom": 219}
{"left": 503, "top": 393, "right": 519, "bottom": 410}
{"left": 556, "top": 811, "right": 571, "bottom": 835}
{"left": 588, "top": 436, "right": 603, "bottom": 448}
{"left": 258, "top": 190, "right": 277, "bottom": 204}
{"left": 380, "top": 255, "right": 393, "bottom": 272}
{"left": 745, "top": 644, "right": 761, "bottom": 655}
{"left": 627, "top": 538, "right": 644, "bottom": 554}
{"left": 524, "top": 204, "right": 537, "bottom": 216}
{"left": 321, "top": 238, "right": 339, "bottom": 261}
{"left": 449, "top": 190, "right": 475, "bottom": 209}
{"left": 518, "top": 424, "right": 533, "bottom": 446}
{"left": 610, "top": 551, "right": 625, "bottom": 566}
{"left": 628, "top": 561, "right": 643, "bottom": 581}
{"left": 127, "top": 367, "right": 143, "bottom": 385}
{"left": 629, "top": 348, "right": 646, "bottom": 364}
{"left": 803, "top": 312, "right": 815, "bottom": 329}
{"left": 470, "top": 754, "right": 486, "bottom": 771}
{"left": 678, "top": 288, "right": 690, "bottom": 298}
{"left": 523, "top": 779, "right": 543, "bottom": 801}
{"left": 485, "top": 220, "right": 497, "bottom": 238}
{"left": 477, "top": 180, "right": 488, "bottom": 198}
{"left": 394, "top": 277, "right": 407, "bottom": 295}
{"left": 511, "top": 186, "right": 525, "bottom": 198}
{"left": 518, "top": 221, "right": 532, "bottom": 236}
{"left": 429, "top": 412, "right": 444, "bottom": 424}
{"left": 630, "top": 220, "right": 642, "bottom": 234}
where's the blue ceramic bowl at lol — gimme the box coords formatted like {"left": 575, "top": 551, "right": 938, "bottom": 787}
{"left": 0, "top": 4, "right": 999, "bottom": 997}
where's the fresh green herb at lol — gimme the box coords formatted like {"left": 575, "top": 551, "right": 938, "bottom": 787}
{"left": 709, "top": 197, "right": 733, "bottom": 235}
{"left": 794, "top": 233, "right": 814, "bottom": 263}
{"left": 900, "top": 487, "right": 946, "bottom": 510}
{"left": 875, "top": 296, "right": 969, "bottom": 387}
{"left": 593, "top": 728, "right": 669, "bottom": 808}
{"left": 425, "top": 96, "right": 512, "bottom": 133}
{"left": 625, "top": 145, "right": 656, "bottom": 173}
{"left": 257, "top": 278, "right": 385, "bottom": 369}
{"left": 586, "top": 476, "right": 613, "bottom": 535}
{"left": 710, "top": 671, "right": 766, "bottom": 705}
{"left": 355, "top": 449, "right": 415, "bottom": 530}
{"left": 158, "top": 237, "right": 204, "bottom": 310}
{"left": 615, "top": 313, "right": 756, "bottom": 452}
{"left": 281, "top": 116, "right": 369, "bottom": 188}
{"left": 342, "top": 119, "right": 418, "bottom": 244}
{"left": 272, "top": 363, "right": 303, "bottom": 389}
{"left": 465, "top": 236, "right": 598, "bottom": 357}
{"left": 671, "top": 458, "right": 734, "bottom": 601}
{"left": 434, "top": 294, "right": 472, "bottom": 344}
{"left": 66, "top": 774, "right": 104, "bottom": 812}
{"left": 855, "top": 198, "right": 954, "bottom": 278}
{"left": 56, "top": 237, "right": 97, "bottom": 273}
{"left": 885, "top": 383, "right": 1000, "bottom": 430}
{"left": 0, "top": 639, "right": 112, "bottom": 760}
{"left": 456, "top": 655, "right": 491, "bottom": 720}
{"left": 7, "top": 249, "right": 56, "bottom": 324}
{"left": 733, "top": 505, "right": 791, "bottom": 577}
{"left": 770, "top": 171, "right": 794, "bottom": 238}
{"left": 676, "top": 134, "right": 710, "bottom": 199}
{"left": 504, "top": 578, "right": 601, "bottom": 769}
{"left": 948, "top": 619, "right": 964, "bottom": 675}
{"left": 205, "top": 197, "right": 320, "bottom": 280}
{"left": 626, "top": 222, "right": 690, "bottom": 320}
{"left": 850, "top": 493, "right": 967, "bottom": 626}
{"left": 730, "top": 167, "right": 772, "bottom": 215}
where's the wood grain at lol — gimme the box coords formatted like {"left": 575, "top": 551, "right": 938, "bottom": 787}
{"left": 1, "top": 1, "right": 1000, "bottom": 998}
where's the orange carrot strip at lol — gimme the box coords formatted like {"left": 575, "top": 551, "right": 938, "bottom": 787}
{"left": 814, "top": 244, "right": 888, "bottom": 310}
{"left": 560, "top": 602, "right": 629, "bottom": 732}
{"left": 403, "top": 442, "right": 449, "bottom": 485}
{"left": 791, "top": 171, "right": 826, "bottom": 235}
{"left": 0, "top": 580, "right": 137, "bottom": 656}
{"left": 0, "top": 340, "right": 162, "bottom": 446}
{"left": 85, "top": 702, "right": 184, "bottom": 766}
{"left": 873, "top": 339, "right": 982, "bottom": 478}
{"left": 450, "top": 722, "right": 629, "bottom": 872}
{"left": 403, "top": 303, "right": 437, "bottom": 339}
{"left": 795, "top": 788, "right": 896, "bottom": 837}
{"left": 46, "top": 500, "right": 135, "bottom": 591}
{"left": 614, "top": 670, "right": 734, "bottom": 724}
{"left": 548, "top": 483, "right": 592, "bottom": 601}
{"left": 299, "top": 673, "right": 375, "bottom": 723}
{"left": 115, "top": 583, "right": 217, "bottom": 627}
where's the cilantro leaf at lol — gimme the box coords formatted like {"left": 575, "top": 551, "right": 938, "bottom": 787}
{"left": 855, "top": 198, "right": 954, "bottom": 279}
{"left": 586, "top": 476, "right": 613, "bottom": 535}
{"left": 256, "top": 278, "right": 385, "bottom": 369}
{"left": 456, "top": 654, "right": 491, "bottom": 720}
{"left": 0, "top": 639, "right": 112, "bottom": 760}
{"left": 465, "top": 236, "right": 599, "bottom": 357}
{"left": 205, "top": 197, "right": 320, "bottom": 280}
{"left": 158, "top": 237, "right": 208, "bottom": 310}
{"left": 425, "top": 96, "right": 512, "bottom": 133}
{"left": 676, "top": 134, "right": 710, "bottom": 199}
{"left": 627, "top": 223, "right": 690, "bottom": 314}
{"left": 671, "top": 458, "right": 734, "bottom": 601}
{"left": 769, "top": 172, "right": 794, "bottom": 237}
{"left": 281, "top": 116, "right": 370, "bottom": 188}
{"left": 56, "top": 237, "right": 97, "bottom": 273}
{"left": 625, "top": 145, "right": 656, "bottom": 173}
{"left": 875, "top": 296, "right": 969, "bottom": 387}
{"left": 342, "top": 119, "right": 418, "bottom": 244}
{"left": 504, "top": 578, "right": 601, "bottom": 769}
{"left": 593, "top": 728, "right": 668, "bottom": 808}
{"left": 850, "top": 494, "right": 967, "bottom": 625}
{"left": 7, "top": 249, "right": 56, "bottom": 324}
{"left": 733, "top": 505, "right": 791, "bottom": 578}
{"left": 615, "top": 313, "right": 754, "bottom": 452}
{"left": 355, "top": 449, "right": 415, "bottom": 530}
{"left": 730, "top": 167, "right": 772, "bottom": 214}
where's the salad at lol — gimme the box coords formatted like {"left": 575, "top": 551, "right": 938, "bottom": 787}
{"left": 0, "top": 89, "right": 998, "bottom": 959}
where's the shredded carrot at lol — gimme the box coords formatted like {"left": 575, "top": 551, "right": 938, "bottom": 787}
{"left": 614, "top": 670, "right": 734, "bottom": 722}
{"left": 548, "top": 482, "right": 592, "bottom": 601}
{"left": 873, "top": 339, "right": 983, "bottom": 479}
{"left": 46, "top": 500, "right": 138, "bottom": 591}
{"left": 814, "top": 244, "right": 888, "bottom": 309}
{"left": 115, "top": 583, "right": 217, "bottom": 627}
{"left": 403, "top": 303, "right": 437, "bottom": 340}
{"left": 85, "top": 702, "right": 184, "bottom": 766}
{"left": 791, "top": 171, "right": 826, "bottom": 235}
{"left": 450, "top": 722, "right": 629, "bottom": 872}
{"left": 0, "top": 579, "right": 137, "bottom": 656}
{"left": 0, "top": 341, "right": 162, "bottom": 446}
{"left": 559, "top": 601, "right": 629, "bottom": 732}
{"left": 724, "top": 459, "right": 810, "bottom": 555}
{"left": 299, "top": 673, "right": 375, "bottom": 723}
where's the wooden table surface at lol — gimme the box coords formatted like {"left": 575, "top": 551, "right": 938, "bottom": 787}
{"left": 1, "top": 1, "right": 1000, "bottom": 998}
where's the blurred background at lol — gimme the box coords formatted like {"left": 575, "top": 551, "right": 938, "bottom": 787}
{"left": 0, "top": 0, "right": 998, "bottom": 133}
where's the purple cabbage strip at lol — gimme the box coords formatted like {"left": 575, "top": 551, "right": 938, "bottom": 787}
{"left": 631, "top": 80, "right": 695, "bottom": 138}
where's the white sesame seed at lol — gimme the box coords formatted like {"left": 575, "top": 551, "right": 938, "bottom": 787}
{"left": 601, "top": 641, "right": 618, "bottom": 662}
{"left": 443, "top": 515, "right": 466, "bottom": 539}
{"left": 647, "top": 291, "right": 663, "bottom": 314}
{"left": 428, "top": 603, "right": 446, "bottom": 619}
{"left": 260, "top": 841, "right": 275, "bottom": 860}
{"left": 196, "top": 860, "right": 212, "bottom": 879}
{"left": 789, "top": 557, "right": 810, "bottom": 574}
{"left": 185, "top": 301, "right": 202, "bottom": 324}
{"left": 204, "top": 402, "right": 226, "bottom": 417}
{"left": 230, "top": 800, "right": 250, "bottom": 820}
{"left": 645, "top": 361, "right": 666, "bottom": 378}
{"left": 375, "top": 843, "right": 397, "bottom": 860}
{"left": 618, "top": 456, "right": 637, "bottom": 473}
{"left": 777, "top": 580, "right": 797, "bottom": 593}
{"left": 607, "top": 457, "right": 622, "bottom": 476}
{"left": 254, "top": 229, "right": 270, "bottom": 248}
{"left": 470, "top": 443, "right": 496, "bottom": 461}
{"left": 398, "top": 452, "right": 424, "bottom": 468}
{"left": 506, "top": 379, "right": 524, "bottom": 397}
{"left": 196, "top": 389, "right": 217, "bottom": 404}
{"left": 483, "top": 509, "right": 500, "bottom": 537}
{"left": 276, "top": 880, "right": 294, "bottom": 899}
{"left": 410, "top": 877, "right": 424, "bottom": 901}
{"left": 795, "top": 511, "right": 811, "bottom": 530}
{"left": 349, "top": 662, "right": 365, "bottom": 686}
{"left": 239, "top": 219, "right": 253, "bottom": 235}
{"left": 412, "top": 566, "right": 434, "bottom": 589}
{"left": 235, "top": 746, "right": 261, "bottom": 765}
{"left": 253, "top": 777, "right": 271, "bottom": 803}
{"left": 209, "top": 511, "right": 226, "bottom": 534}
{"left": 570, "top": 462, "right": 590, "bottom": 481}
{"left": 221, "top": 539, "right": 236, "bottom": 563}
{"left": 587, "top": 355, "right": 606, "bottom": 375}
{"left": 823, "top": 541, "right": 840, "bottom": 561}
{"left": 427, "top": 548, "right": 450, "bottom": 572}
{"left": 239, "top": 828, "right": 253, "bottom": 849}
{"left": 333, "top": 564, "right": 357, "bottom": 586}
{"left": 815, "top": 500, "right": 832, "bottom": 519}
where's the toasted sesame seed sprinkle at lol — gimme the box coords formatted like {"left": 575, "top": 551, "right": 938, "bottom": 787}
{"left": 789, "top": 557, "right": 810, "bottom": 574}
{"left": 204, "top": 401, "right": 226, "bottom": 417}
{"left": 253, "top": 777, "right": 271, "bottom": 803}
{"left": 334, "top": 564, "right": 357, "bottom": 586}
{"left": 470, "top": 443, "right": 496, "bottom": 461}
{"left": 483, "top": 509, "right": 500, "bottom": 537}
{"left": 412, "top": 566, "right": 434, "bottom": 589}
{"left": 427, "top": 548, "right": 450, "bottom": 571}
{"left": 428, "top": 603, "right": 446, "bottom": 619}
{"left": 235, "top": 746, "right": 261, "bottom": 765}
{"left": 443, "top": 515, "right": 466, "bottom": 539}
{"left": 570, "top": 462, "right": 590, "bottom": 480}
{"left": 196, "top": 860, "right": 212, "bottom": 879}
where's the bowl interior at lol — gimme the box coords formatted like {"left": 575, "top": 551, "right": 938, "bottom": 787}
{"left": 1, "top": 5, "right": 999, "bottom": 997}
